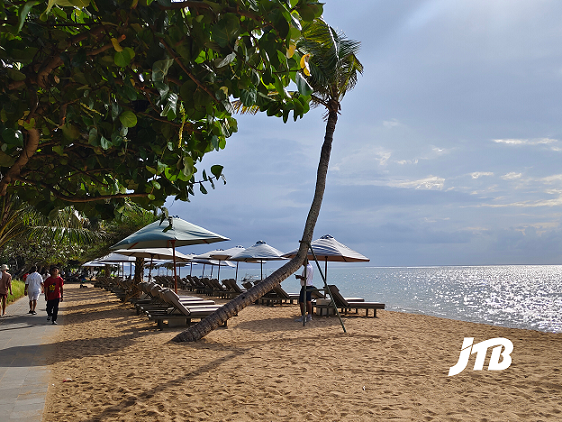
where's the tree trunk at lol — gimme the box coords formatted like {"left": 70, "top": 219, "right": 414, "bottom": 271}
{"left": 172, "top": 105, "right": 339, "bottom": 342}
{"left": 0, "top": 128, "right": 40, "bottom": 196}
{"left": 134, "top": 256, "right": 144, "bottom": 285}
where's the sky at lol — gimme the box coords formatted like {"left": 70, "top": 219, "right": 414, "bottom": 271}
{"left": 167, "top": 0, "right": 562, "bottom": 267}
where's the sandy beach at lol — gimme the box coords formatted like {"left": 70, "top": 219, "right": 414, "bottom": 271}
{"left": 42, "top": 284, "right": 562, "bottom": 421}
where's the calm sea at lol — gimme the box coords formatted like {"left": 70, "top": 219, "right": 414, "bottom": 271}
{"left": 211, "top": 264, "right": 562, "bottom": 333}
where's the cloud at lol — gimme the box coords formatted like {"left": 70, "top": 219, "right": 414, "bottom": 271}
{"left": 383, "top": 118, "right": 401, "bottom": 128}
{"left": 470, "top": 172, "right": 494, "bottom": 179}
{"left": 492, "top": 138, "right": 560, "bottom": 149}
{"left": 390, "top": 175, "right": 445, "bottom": 190}
{"left": 501, "top": 172, "right": 522, "bottom": 180}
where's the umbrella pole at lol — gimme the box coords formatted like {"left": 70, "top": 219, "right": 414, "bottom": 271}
{"left": 309, "top": 243, "right": 346, "bottom": 333}
{"left": 172, "top": 240, "right": 178, "bottom": 293}
{"left": 218, "top": 260, "right": 221, "bottom": 282}
{"left": 190, "top": 262, "right": 193, "bottom": 276}
{"left": 149, "top": 255, "right": 154, "bottom": 282}
{"left": 235, "top": 262, "right": 239, "bottom": 281}
{"left": 325, "top": 258, "right": 328, "bottom": 298}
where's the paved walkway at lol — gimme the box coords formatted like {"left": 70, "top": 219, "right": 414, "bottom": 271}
{"left": 0, "top": 296, "right": 61, "bottom": 421}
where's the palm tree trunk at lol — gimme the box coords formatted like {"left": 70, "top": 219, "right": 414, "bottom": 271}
{"left": 172, "top": 106, "right": 339, "bottom": 342}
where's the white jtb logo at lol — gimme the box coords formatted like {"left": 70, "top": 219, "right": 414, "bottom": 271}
{"left": 448, "top": 337, "right": 513, "bottom": 376}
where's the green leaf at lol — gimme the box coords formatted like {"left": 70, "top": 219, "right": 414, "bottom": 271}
{"left": 161, "top": 93, "right": 178, "bottom": 119}
{"left": 114, "top": 47, "right": 135, "bottom": 67}
{"left": 52, "top": 145, "right": 66, "bottom": 156}
{"left": 7, "top": 69, "right": 26, "bottom": 81}
{"left": 212, "top": 14, "right": 241, "bottom": 48}
{"left": 88, "top": 128, "right": 99, "bottom": 146}
{"left": 210, "top": 165, "right": 223, "bottom": 179}
{"left": 214, "top": 52, "right": 236, "bottom": 68}
{"left": 99, "top": 136, "right": 112, "bottom": 150}
{"left": 119, "top": 111, "right": 137, "bottom": 127}
{"left": 152, "top": 59, "right": 174, "bottom": 82}
{"left": 61, "top": 123, "right": 81, "bottom": 140}
{"left": 17, "top": 1, "right": 40, "bottom": 33}
{"left": 199, "top": 184, "right": 208, "bottom": 194}
{"left": 0, "top": 151, "right": 16, "bottom": 167}
{"left": 295, "top": 72, "right": 313, "bottom": 96}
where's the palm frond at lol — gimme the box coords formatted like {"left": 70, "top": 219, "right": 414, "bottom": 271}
{"left": 298, "top": 18, "right": 363, "bottom": 105}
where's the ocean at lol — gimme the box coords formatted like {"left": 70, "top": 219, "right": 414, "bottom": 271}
{"left": 204, "top": 264, "right": 562, "bottom": 333}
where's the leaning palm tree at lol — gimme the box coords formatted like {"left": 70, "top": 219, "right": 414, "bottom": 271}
{"left": 173, "top": 19, "right": 363, "bottom": 342}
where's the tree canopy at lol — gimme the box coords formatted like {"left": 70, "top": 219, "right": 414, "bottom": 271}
{"left": 0, "top": 0, "right": 321, "bottom": 219}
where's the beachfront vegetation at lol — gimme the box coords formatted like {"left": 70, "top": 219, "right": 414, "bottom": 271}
{"left": 174, "top": 19, "right": 363, "bottom": 342}
{"left": 8, "top": 279, "right": 24, "bottom": 304}
{"left": 0, "top": 0, "right": 322, "bottom": 219}
{"left": 0, "top": 197, "right": 155, "bottom": 274}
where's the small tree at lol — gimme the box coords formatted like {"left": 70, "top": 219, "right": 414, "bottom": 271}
{"left": 173, "top": 19, "right": 363, "bottom": 342}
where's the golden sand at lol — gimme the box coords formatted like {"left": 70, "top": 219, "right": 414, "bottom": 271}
{"left": 43, "top": 284, "right": 562, "bottom": 421}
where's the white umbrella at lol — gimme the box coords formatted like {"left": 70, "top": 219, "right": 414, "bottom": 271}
{"left": 229, "top": 241, "right": 287, "bottom": 280}
{"left": 282, "top": 234, "right": 369, "bottom": 280}
{"left": 95, "top": 252, "right": 136, "bottom": 278}
{"left": 192, "top": 257, "right": 235, "bottom": 278}
{"left": 210, "top": 245, "right": 245, "bottom": 281}
{"left": 96, "top": 252, "right": 137, "bottom": 263}
{"left": 195, "top": 246, "right": 243, "bottom": 281}
{"left": 81, "top": 261, "right": 106, "bottom": 267}
{"left": 115, "top": 248, "right": 193, "bottom": 282}
{"left": 110, "top": 216, "right": 229, "bottom": 292}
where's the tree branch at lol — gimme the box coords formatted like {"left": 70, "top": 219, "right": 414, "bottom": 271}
{"left": 0, "top": 128, "right": 40, "bottom": 196}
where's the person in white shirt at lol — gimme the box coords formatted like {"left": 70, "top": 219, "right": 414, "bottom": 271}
{"left": 24, "top": 265, "right": 44, "bottom": 315}
{"left": 295, "top": 259, "right": 315, "bottom": 323}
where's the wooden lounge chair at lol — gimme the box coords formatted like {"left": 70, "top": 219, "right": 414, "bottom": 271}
{"left": 327, "top": 285, "right": 385, "bottom": 317}
{"left": 255, "top": 284, "right": 300, "bottom": 306}
{"left": 145, "top": 289, "right": 226, "bottom": 330}
{"left": 220, "top": 279, "right": 245, "bottom": 298}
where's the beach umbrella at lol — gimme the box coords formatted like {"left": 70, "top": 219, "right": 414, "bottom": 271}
{"left": 282, "top": 234, "right": 369, "bottom": 280}
{"left": 195, "top": 246, "right": 244, "bottom": 281}
{"left": 81, "top": 261, "right": 106, "bottom": 267}
{"left": 192, "top": 257, "right": 235, "bottom": 278}
{"left": 110, "top": 216, "right": 229, "bottom": 292}
{"left": 229, "top": 241, "right": 287, "bottom": 280}
{"left": 114, "top": 248, "right": 193, "bottom": 282}
{"left": 96, "top": 252, "right": 137, "bottom": 263}
{"left": 95, "top": 252, "right": 137, "bottom": 277}
{"left": 210, "top": 245, "right": 245, "bottom": 281}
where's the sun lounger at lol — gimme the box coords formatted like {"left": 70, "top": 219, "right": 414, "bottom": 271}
{"left": 220, "top": 279, "right": 245, "bottom": 298}
{"left": 327, "top": 285, "right": 385, "bottom": 317}
{"left": 145, "top": 289, "right": 227, "bottom": 329}
{"left": 260, "top": 285, "right": 299, "bottom": 305}
{"left": 134, "top": 283, "right": 215, "bottom": 314}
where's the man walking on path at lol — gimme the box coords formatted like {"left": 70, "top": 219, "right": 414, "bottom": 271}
{"left": 0, "top": 264, "right": 12, "bottom": 316}
{"left": 24, "top": 265, "right": 44, "bottom": 315}
{"left": 44, "top": 267, "right": 64, "bottom": 325}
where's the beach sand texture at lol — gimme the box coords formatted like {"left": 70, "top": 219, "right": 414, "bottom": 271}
{"left": 43, "top": 284, "right": 562, "bottom": 421}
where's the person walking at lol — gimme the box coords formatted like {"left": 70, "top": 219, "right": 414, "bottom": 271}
{"left": 24, "top": 265, "right": 44, "bottom": 315}
{"left": 0, "top": 264, "right": 13, "bottom": 317}
{"left": 295, "top": 259, "right": 315, "bottom": 323}
{"left": 44, "top": 267, "right": 64, "bottom": 325}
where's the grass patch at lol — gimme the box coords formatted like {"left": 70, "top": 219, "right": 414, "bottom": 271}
{"left": 8, "top": 279, "right": 25, "bottom": 305}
